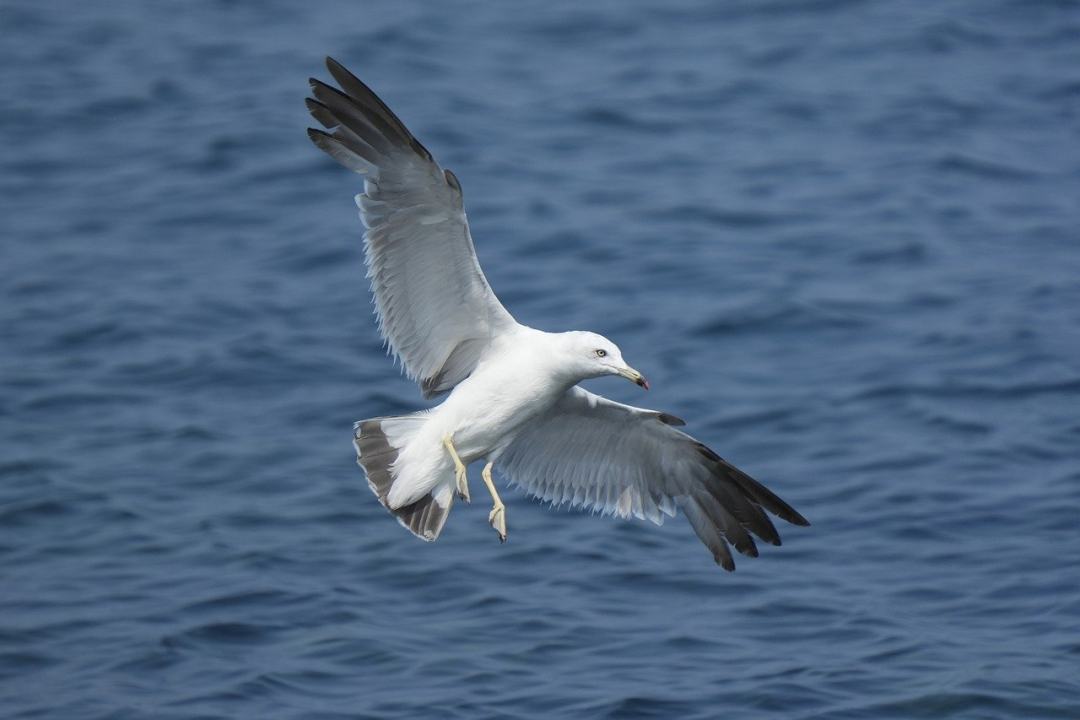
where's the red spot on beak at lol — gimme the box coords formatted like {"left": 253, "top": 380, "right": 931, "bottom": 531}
{"left": 637, "top": 376, "right": 650, "bottom": 390}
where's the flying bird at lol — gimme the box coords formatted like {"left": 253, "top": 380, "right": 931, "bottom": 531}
{"left": 306, "top": 58, "right": 809, "bottom": 569}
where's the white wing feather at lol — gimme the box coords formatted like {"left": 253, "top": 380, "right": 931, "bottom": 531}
{"left": 308, "top": 59, "right": 516, "bottom": 397}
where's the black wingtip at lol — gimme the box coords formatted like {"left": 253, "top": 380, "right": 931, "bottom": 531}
{"left": 790, "top": 512, "right": 811, "bottom": 527}
{"left": 307, "top": 127, "right": 353, "bottom": 166}
{"left": 701, "top": 448, "right": 811, "bottom": 530}
{"left": 306, "top": 97, "right": 339, "bottom": 129}
{"left": 320, "top": 57, "right": 436, "bottom": 163}
{"left": 443, "top": 168, "right": 462, "bottom": 193}
{"left": 309, "top": 77, "right": 335, "bottom": 93}
{"left": 695, "top": 443, "right": 721, "bottom": 463}
{"left": 768, "top": 492, "right": 811, "bottom": 527}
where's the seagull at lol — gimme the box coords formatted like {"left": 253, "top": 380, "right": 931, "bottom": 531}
{"left": 306, "top": 57, "right": 809, "bottom": 569}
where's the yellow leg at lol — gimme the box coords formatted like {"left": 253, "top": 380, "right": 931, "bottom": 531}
{"left": 481, "top": 461, "right": 506, "bottom": 542}
{"left": 442, "top": 434, "right": 470, "bottom": 502}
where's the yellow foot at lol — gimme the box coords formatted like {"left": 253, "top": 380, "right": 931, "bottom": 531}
{"left": 489, "top": 503, "right": 507, "bottom": 543}
{"left": 455, "top": 467, "right": 470, "bottom": 503}
{"left": 481, "top": 461, "right": 506, "bottom": 542}
{"left": 442, "top": 434, "right": 470, "bottom": 503}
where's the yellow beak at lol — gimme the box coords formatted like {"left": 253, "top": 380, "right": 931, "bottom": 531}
{"left": 617, "top": 366, "right": 649, "bottom": 390}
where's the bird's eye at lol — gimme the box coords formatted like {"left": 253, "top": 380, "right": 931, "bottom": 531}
{"left": 595, "top": 349, "right": 607, "bottom": 358}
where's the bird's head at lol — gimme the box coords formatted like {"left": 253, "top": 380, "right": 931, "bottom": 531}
{"left": 559, "top": 331, "right": 649, "bottom": 390}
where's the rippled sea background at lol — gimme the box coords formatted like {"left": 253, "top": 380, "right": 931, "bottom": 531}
{"left": 4, "top": 1, "right": 1080, "bottom": 717}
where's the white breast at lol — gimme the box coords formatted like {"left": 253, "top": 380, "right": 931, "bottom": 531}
{"left": 429, "top": 328, "right": 567, "bottom": 462}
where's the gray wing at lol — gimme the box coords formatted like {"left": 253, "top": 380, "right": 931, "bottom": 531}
{"left": 497, "top": 387, "right": 809, "bottom": 570}
{"left": 307, "top": 58, "right": 517, "bottom": 397}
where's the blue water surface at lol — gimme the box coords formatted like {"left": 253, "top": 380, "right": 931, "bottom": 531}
{"left": 3, "top": 1, "right": 1080, "bottom": 718}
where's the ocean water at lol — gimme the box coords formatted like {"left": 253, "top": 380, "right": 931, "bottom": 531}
{"left": 3, "top": 1, "right": 1080, "bottom": 717}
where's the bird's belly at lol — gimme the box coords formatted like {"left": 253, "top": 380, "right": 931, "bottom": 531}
{"left": 441, "top": 380, "right": 558, "bottom": 463}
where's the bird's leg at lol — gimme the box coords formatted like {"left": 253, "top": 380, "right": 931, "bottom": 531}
{"left": 481, "top": 461, "right": 507, "bottom": 542}
{"left": 442, "top": 434, "right": 470, "bottom": 502}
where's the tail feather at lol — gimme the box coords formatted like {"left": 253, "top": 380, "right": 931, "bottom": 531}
{"left": 353, "top": 415, "right": 452, "bottom": 542}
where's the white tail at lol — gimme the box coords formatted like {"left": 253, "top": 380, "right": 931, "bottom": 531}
{"left": 353, "top": 415, "right": 454, "bottom": 541}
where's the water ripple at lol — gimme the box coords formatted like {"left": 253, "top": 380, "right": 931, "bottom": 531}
{"left": 3, "top": 1, "right": 1080, "bottom": 718}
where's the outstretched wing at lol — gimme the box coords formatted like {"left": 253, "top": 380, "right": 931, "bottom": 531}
{"left": 307, "top": 58, "right": 517, "bottom": 397}
{"left": 496, "top": 387, "right": 809, "bottom": 570}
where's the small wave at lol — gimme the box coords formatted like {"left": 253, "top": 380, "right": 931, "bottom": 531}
{"left": 0, "top": 651, "right": 58, "bottom": 677}
{"left": 850, "top": 377, "right": 1080, "bottom": 401}
{"left": 170, "top": 621, "right": 277, "bottom": 646}
{"left": 53, "top": 321, "right": 141, "bottom": 350}
{"left": 20, "top": 390, "right": 145, "bottom": 412}
{"left": 851, "top": 241, "right": 927, "bottom": 266}
{"left": 829, "top": 690, "right": 1080, "bottom": 720}
{"left": 0, "top": 459, "right": 66, "bottom": 479}
{"left": 694, "top": 302, "right": 866, "bottom": 337}
{"left": 0, "top": 498, "right": 73, "bottom": 525}
{"left": 653, "top": 204, "right": 803, "bottom": 229}
{"left": 935, "top": 153, "right": 1041, "bottom": 182}
{"left": 180, "top": 589, "right": 301, "bottom": 614}
{"left": 577, "top": 107, "right": 676, "bottom": 134}
{"left": 600, "top": 696, "right": 700, "bottom": 719}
